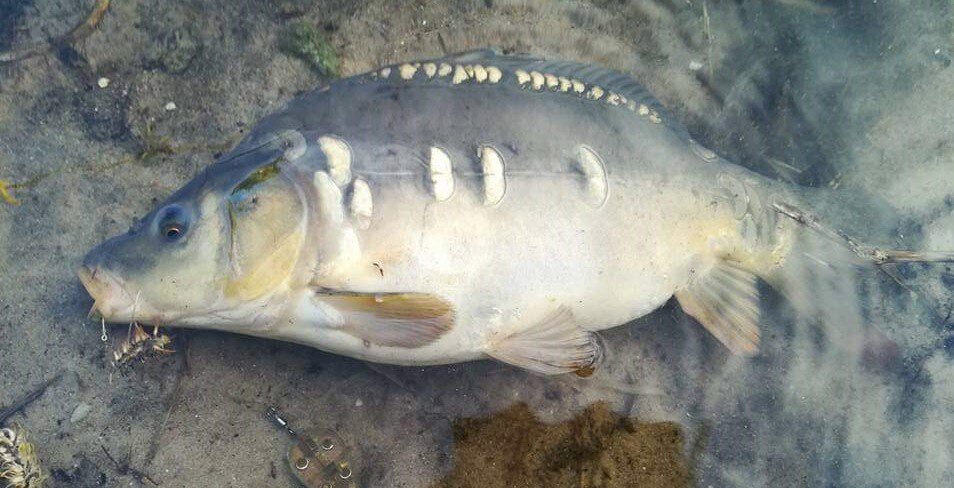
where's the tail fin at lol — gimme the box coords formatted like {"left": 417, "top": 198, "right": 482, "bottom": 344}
{"left": 768, "top": 200, "right": 952, "bottom": 355}
{"left": 677, "top": 198, "right": 953, "bottom": 357}
{"left": 772, "top": 201, "right": 954, "bottom": 266}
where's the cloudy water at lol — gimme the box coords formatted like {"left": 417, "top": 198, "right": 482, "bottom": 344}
{"left": 0, "top": 1, "right": 952, "bottom": 487}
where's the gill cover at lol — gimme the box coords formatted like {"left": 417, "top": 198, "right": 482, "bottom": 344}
{"left": 225, "top": 161, "right": 306, "bottom": 301}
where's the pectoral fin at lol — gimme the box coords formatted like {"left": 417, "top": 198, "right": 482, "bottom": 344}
{"left": 675, "top": 260, "right": 761, "bottom": 355}
{"left": 485, "top": 306, "right": 603, "bottom": 375}
{"left": 316, "top": 291, "right": 454, "bottom": 348}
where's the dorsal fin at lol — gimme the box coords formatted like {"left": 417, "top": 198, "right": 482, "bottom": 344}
{"left": 417, "top": 50, "right": 689, "bottom": 140}
{"left": 496, "top": 56, "right": 688, "bottom": 139}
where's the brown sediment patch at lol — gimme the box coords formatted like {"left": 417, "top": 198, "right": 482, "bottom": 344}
{"left": 433, "top": 402, "right": 689, "bottom": 488}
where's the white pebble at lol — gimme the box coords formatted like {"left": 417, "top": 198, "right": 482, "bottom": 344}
{"left": 164, "top": 102, "right": 177, "bottom": 111}
{"left": 355, "top": 399, "right": 364, "bottom": 407}
{"left": 689, "top": 60, "right": 704, "bottom": 71}
{"left": 97, "top": 77, "right": 110, "bottom": 88}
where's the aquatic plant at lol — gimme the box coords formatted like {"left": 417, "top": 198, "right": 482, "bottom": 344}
{"left": 112, "top": 324, "right": 174, "bottom": 368}
{"left": 0, "top": 426, "right": 45, "bottom": 488}
{"left": 280, "top": 22, "right": 340, "bottom": 77}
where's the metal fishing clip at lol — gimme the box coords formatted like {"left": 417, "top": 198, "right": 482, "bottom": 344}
{"left": 265, "top": 406, "right": 358, "bottom": 488}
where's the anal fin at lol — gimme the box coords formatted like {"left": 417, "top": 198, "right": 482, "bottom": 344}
{"left": 486, "top": 306, "right": 603, "bottom": 375}
{"left": 317, "top": 291, "right": 455, "bottom": 348}
{"left": 675, "top": 260, "right": 761, "bottom": 355}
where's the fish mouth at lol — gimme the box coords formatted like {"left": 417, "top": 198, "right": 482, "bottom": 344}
{"left": 77, "top": 264, "right": 138, "bottom": 322}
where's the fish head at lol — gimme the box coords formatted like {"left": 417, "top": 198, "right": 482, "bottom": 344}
{"left": 80, "top": 150, "right": 309, "bottom": 329}
{"left": 79, "top": 174, "right": 231, "bottom": 325}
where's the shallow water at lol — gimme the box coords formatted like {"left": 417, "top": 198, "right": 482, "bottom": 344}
{"left": 0, "top": 1, "right": 952, "bottom": 487}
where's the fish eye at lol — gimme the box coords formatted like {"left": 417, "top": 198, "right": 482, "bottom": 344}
{"left": 156, "top": 205, "right": 190, "bottom": 242}
{"left": 163, "top": 225, "right": 183, "bottom": 240}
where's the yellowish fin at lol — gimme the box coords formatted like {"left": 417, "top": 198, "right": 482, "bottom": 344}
{"left": 485, "top": 306, "right": 603, "bottom": 375}
{"left": 317, "top": 291, "right": 454, "bottom": 348}
{"left": 675, "top": 260, "right": 761, "bottom": 356}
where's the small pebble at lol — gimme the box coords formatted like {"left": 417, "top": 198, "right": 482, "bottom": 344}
{"left": 70, "top": 402, "right": 92, "bottom": 423}
{"left": 688, "top": 60, "right": 704, "bottom": 71}
{"left": 97, "top": 77, "right": 110, "bottom": 88}
{"left": 164, "top": 102, "right": 177, "bottom": 111}
{"left": 355, "top": 399, "right": 363, "bottom": 407}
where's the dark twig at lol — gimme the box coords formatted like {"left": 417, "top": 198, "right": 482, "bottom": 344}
{"left": 436, "top": 32, "right": 449, "bottom": 56}
{"left": 0, "top": 0, "right": 111, "bottom": 64}
{"left": 362, "top": 362, "right": 417, "bottom": 394}
{"left": 0, "top": 372, "right": 63, "bottom": 425}
{"left": 144, "top": 338, "right": 190, "bottom": 466}
{"left": 100, "top": 444, "right": 159, "bottom": 486}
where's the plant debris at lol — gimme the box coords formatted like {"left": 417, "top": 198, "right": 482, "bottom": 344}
{"left": 0, "top": 426, "right": 46, "bottom": 488}
{"left": 0, "top": 180, "right": 18, "bottom": 206}
{"left": 112, "top": 324, "right": 174, "bottom": 368}
{"left": 280, "top": 22, "right": 340, "bottom": 77}
{"left": 99, "top": 444, "right": 158, "bottom": 486}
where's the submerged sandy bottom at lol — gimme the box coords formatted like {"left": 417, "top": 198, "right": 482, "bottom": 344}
{"left": 1, "top": 1, "right": 952, "bottom": 487}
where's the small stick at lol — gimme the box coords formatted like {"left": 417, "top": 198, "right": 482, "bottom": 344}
{"left": 0, "top": 0, "right": 111, "bottom": 64}
{"left": 362, "top": 362, "right": 417, "bottom": 394}
{"left": 100, "top": 444, "right": 159, "bottom": 486}
{"left": 62, "top": 0, "right": 112, "bottom": 45}
{"left": 702, "top": 0, "right": 713, "bottom": 81}
{"left": 144, "top": 345, "right": 189, "bottom": 466}
{"left": 0, "top": 373, "right": 63, "bottom": 425}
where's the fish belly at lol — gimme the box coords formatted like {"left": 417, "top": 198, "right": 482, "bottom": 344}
{"left": 326, "top": 166, "right": 737, "bottom": 365}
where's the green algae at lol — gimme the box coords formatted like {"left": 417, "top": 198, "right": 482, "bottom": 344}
{"left": 280, "top": 22, "right": 340, "bottom": 77}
